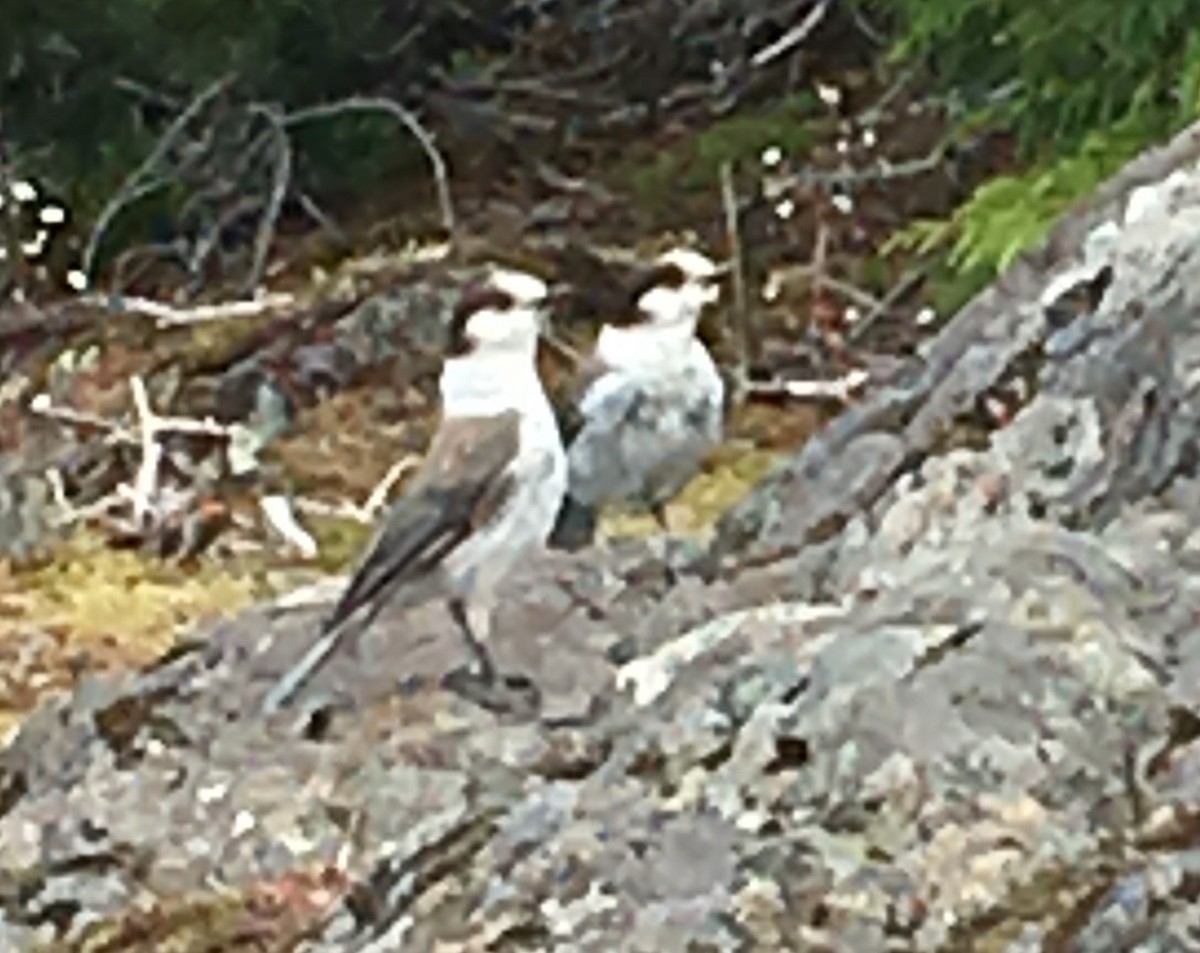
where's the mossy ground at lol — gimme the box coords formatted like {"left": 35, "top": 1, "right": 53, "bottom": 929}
{"left": 0, "top": 536, "right": 276, "bottom": 740}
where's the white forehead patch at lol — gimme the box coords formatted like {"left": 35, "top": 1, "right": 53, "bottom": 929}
{"left": 489, "top": 267, "right": 549, "bottom": 306}
{"left": 656, "top": 247, "right": 719, "bottom": 281}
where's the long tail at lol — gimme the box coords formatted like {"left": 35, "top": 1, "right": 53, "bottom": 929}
{"left": 260, "top": 619, "right": 350, "bottom": 715}
{"left": 548, "top": 496, "right": 598, "bottom": 551}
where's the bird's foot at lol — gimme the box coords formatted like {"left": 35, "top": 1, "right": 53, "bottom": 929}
{"left": 441, "top": 665, "right": 541, "bottom": 716}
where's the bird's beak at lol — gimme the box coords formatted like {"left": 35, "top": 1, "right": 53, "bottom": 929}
{"left": 535, "top": 283, "right": 573, "bottom": 333}
{"left": 544, "top": 282, "right": 573, "bottom": 306}
{"left": 710, "top": 260, "right": 734, "bottom": 277}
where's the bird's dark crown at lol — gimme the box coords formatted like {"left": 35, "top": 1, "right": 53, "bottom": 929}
{"left": 611, "top": 260, "right": 720, "bottom": 327}
{"left": 604, "top": 262, "right": 686, "bottom": 327}
{"left": 447, "top": 283, "right": 519, "bottom": 356}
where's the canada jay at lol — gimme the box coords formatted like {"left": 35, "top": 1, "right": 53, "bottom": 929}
{"left": 261, "top": 266, "right": 567, "bottom": 714}
{"left": 550, "top": 247, "right": 726, "bottom": 550}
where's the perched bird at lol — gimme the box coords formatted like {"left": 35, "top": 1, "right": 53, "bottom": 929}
{"left": 550, "top": 247, "right": 726, "bottom": 550}
{"left": 261, "top": 267, "right": 567, "bottom": 715}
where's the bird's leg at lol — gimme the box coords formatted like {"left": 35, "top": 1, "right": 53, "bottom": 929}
{"left": 648, "top": 502, "right": 683, "bottom": 589}
{"left": 448, "top": 597, "right": 496, "bottom": 684}
{"left": 444, "top": 597, "right": 540, "bottom": 716}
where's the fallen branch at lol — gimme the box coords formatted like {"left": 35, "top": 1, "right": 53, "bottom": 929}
{"left": 30, "top": 387, "right": 232, "bottom": 441}
{"left": 31, "top": 379, "right": 244, "bottom": 557}
{"left": 31, "top": 379, "right": 234, "bottom": 534}
{"left": 79, "top": 290, "right": 295, "bottom": 328}
{"left": 360, "top": 457, "right": 419, "bottom": 520}
{"left": 296, "top": 191, "right": 349, "bottom": 247}
{"left": 28, "top": 392, "right": 137, "bottom": 443}
{"left": 188, "top": 194, "right": 264, "bottom": 287}
{"left": 812, "top": 218, "right": 830, "bottom": 303}
{"left": 110, "top": 242, "right": 190, "bottom": 294}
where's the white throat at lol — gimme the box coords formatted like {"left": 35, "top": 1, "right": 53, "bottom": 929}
{"left": 440, "top": 345, "right": 546, "bottom": 417}
{"left": 596, "top": 318, "right": 698, "bottom": 372}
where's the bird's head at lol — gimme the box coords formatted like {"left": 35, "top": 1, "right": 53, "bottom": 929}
{"left": 448, "top": 267, "right": 555, "bottom": 359}
{"left": 627, "top": 247, "right": 725, "bottom": 330}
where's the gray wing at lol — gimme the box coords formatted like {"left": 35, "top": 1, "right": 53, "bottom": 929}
{"left": 260, "top": 413, "right": 522, "bottom": 715}
{"left": 567, "top": 370, "right": 722, "bottom": 508}
{"left": 322, "top": 413, "right": 520, "bottom": 633}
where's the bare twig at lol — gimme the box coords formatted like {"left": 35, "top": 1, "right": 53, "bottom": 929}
{"left": 846, "top": 3, "right": 889, "bottom": 45}
{"left": 33, "top": 383, "right": 250, "bottom": 558}
{"left": 846, "top": 264, "right": 929, "bottom": 343}
{"left": 44, "top": 468, "right": 125, "bottom": 528}
{"left": 128, "top": 375, "right": 165, "bottom": 524}
{"left": 782, "top": 143, "right": 951, "bottom": 193}
{"left": 113, "top": 76, "right": 182, "bottom": 112}
{"left": 293, "top": 455, "right": 420, "bottom": 525}
{"left": 29, "top": 392, "right": 136, "bottom": 442}
{"left": 750, "top": 0, "right": 831, "bottom": 69}
{"left": 719, "top": 161, "right": 752, "bottom": 386}
{"left": 296, "top": 191, "right": 348, "bottom": 246}
{"left": 188, "top": 194, "right": 263, "bottom": 283}
{"left": 858, "top": 68, "right": 918, "bottom": 128}
{"left": 812, "top": 219, "right": 830, "bottom": 300}
{"left": 360, "top": 457, "right": 419, "bottom": 519}
{"left": 769, "top": 263, "right": 885, "bottom": 313}
{"left": 744, "top": 369, "right": 870, "bottom": 403}
{"left": 83, "top": 73, "right": 237, "bottom": 278}
{"left": 283, "top": 96, "right": 456, "bottom": 249}
{"left": 30, "top": 386, "right": 232, "bottom": 444}
{"left": 541, "top": 331, "right": 586, "bottom": 367}
{"left": 244, "top": 104, "right": 293, "bottom": 295}
{"left": 110, "top": 241, "right": 189, "bottom": 293}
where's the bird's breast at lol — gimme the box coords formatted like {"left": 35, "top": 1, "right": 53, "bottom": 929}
{"left": 443, "top": 397, "right": 566, "bottom": 595}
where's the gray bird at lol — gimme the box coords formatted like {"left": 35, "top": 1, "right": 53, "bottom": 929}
{"left": 261, "top": 266, "right": 567, "bottom": 715}
{"left": 551, "top": 247, "right": 726, "bottom": 549}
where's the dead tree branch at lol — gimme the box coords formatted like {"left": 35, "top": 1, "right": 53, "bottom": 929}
{"left": 720, "top": 161, "right": 752, "bottom": 388}
{"left": 244, "top": 103, "right": 293, "bottom": 294}
{"left": 751, "top": 0, "right": 831, "bottom": 69}
{"left": 283, "top": 96, "right": 456, "bottom": 248}
{"left": 82, "top": 73, "right": 237, "bottom": 279}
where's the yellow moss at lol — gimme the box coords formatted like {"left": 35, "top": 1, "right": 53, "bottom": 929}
{"left": 0, "top": 534, "right": 279, "bottom": 743}
{"left": 597, "top": 446, "right": 778, "bottom": 542}
{"left": 1, "top": 535, "right": 264, "bottom": 661}
{"left": 305, "top": 514, "right": 375, "bottom": 572}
